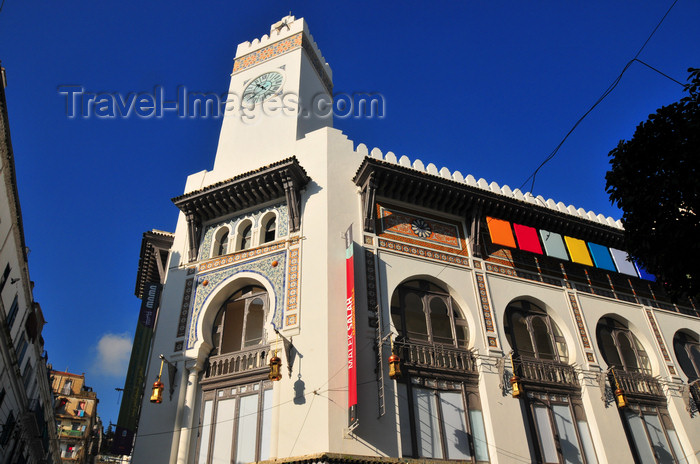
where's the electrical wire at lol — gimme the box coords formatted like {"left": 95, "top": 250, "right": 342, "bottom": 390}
{"left": 520, "top": 0, "right": 681, "bottom": 194}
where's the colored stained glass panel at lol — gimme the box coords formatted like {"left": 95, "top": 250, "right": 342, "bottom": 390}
{"left": 486, "top": 218, "right": 516, "bottom": 248}
{"left": 539, "top": 230, "right": 569, "bottom": 260}
{"left": 565, "top": 237, "right": 593, "bottom": 266}
{"left": 610, "top": 248, "right": 638, "bottom": 277}
{"left": 588, "top": 243, "right": 616, "bottom": 271}
{"left": 513, "top": 224, "right": 543, "bottom": 254}
{"left": 635, "top": 263, "right": 656, "bottom": 281}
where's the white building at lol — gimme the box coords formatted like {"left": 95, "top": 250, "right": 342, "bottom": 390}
{"left": 132, "top": 16, "right": 700, "bottom": 464}
{"left": 0, "top": 67, "right": 60, "bottom": 463}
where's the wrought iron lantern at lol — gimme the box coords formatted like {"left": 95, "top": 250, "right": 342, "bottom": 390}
{"left": 614, "top": 388, "right": 628, "bottom": 408}
{"left": 150, "top": 379, "right": 164, "bottom": 403}
{"left": 150, "top": 357, "right": 165, "bottom": 403}
{"left": 509, "top": 352, "right": 523, "bottom": 398}
{"left": 510, "top": 375, "right": 523, "bottom": 398}
{"left": 611, "top": 368, "right": 628, "bottom": 408}
{"left": 269, "top": 352, "right": 282, "bottom": 381}
{"left": 388, "top": 353, "right": 401, "bottom": 380}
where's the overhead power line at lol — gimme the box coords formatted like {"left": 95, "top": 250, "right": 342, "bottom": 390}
{"left": 520, "top": 0, "right": 682, "bottom": 194}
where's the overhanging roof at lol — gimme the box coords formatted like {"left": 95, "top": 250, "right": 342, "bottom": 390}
{"left": 135, "top": 230, "right": 174, "bottom": 298}
{"left": 353, "top": 157, "right": 625, "bottom": 248}
{"left": 172, "top": 157, "right": 310, "bottom": 223}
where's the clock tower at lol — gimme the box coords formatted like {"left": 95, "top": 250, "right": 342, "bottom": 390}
{"left": 211, "top": 15, "right": 334, "bottom": 179}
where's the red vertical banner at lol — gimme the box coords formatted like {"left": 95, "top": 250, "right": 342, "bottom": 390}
{"left": 345, "top": 225, "right": 358, "bottom": 429}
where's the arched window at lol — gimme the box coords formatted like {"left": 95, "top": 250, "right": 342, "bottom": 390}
{"left": 390, "top": 280, "right": 468, "bottom": 348}
{"left": 595, "top": 318, "right": 687, "bottom": 463}
{"left": 596, "top": 317, "right": 650, "bottom": 374}
{"left": 213, "top": 228, "right": 229, "bottom": 257}
{"left": 504, "top": 300, "right": 568, "bottom": 363}
{"left": 197, "top": 285, "right": 272, "bottom": 464}
{"left": 390, "top": 280, "right": 488, "bottom": 462}
{"left": 503, "top": 300, "right": 598, "bottom": 464}
{"left": 262, "top": 216, "right": 276, "bottom": 244}
{"left": 211, "top": 285, "right": 268, "bottom": 355}
{"left": 238, "top": 221, "right": 253, "bottom": 251}
{"left": 673, "top": 331, "right": 700, "bottom": 381}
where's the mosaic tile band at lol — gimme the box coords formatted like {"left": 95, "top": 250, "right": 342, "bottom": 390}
{"left": 475, "top": 273, "right": 496, "bottom": 336}
{"left": 378, "top": 239, "right": 469, "bottom": 267}
{"left": 644, "top": 308, "right": 671, "bottom": 362}
{"left": 187, "top": 251, "right": 287, "bottom": 349}
{"left": 233, "top": 33, "right": 302, "bottom": 74}
{"left": 284, "top": 246, "right": 300, "bottom": 328}
{"left": 567, "top": 292, "right": 591, "bottom": 349}
{"left": 177, "top": 277, "right": 194, "bottom": 338}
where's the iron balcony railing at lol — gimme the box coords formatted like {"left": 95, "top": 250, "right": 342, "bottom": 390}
{"left": 610, "top": 368, "right": 664, "bottom": 398}
{"left": 515, "top": 357, "right": 579, "bottom": 389}
{"left": 393, "top": 339, "right": 476, "bottom": 375}
{"left": 203, "top": 345, "right": 270, "bottom": 382}
{"left": 59, "top": 428, "right": 84, "bottom": 438}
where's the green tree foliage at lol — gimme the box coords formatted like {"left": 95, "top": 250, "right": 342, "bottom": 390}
{"left": 606, "top": 68, "right": 699, "bottom": 299}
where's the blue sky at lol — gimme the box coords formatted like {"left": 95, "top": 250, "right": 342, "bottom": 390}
{"left": 0, "top": 1, "right": 697, "bottom": 428}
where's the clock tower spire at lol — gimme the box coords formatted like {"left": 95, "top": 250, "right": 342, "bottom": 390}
{"left": 211, "top": 16, "right": 333, "bottom": 178}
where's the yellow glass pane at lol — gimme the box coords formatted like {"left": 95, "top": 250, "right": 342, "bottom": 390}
{"left": 564, "top": 236, "right": 593, "bottom": 266}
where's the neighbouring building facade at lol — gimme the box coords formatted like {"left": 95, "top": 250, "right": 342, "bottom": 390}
{"left": 131, "top": 17, "right": 700, "bottom": 464}
{"left": 50, "top": 371, "right": 100, "bottom": 463}
{"left": 0, "top": 65, "right": 60, "bottom": 463}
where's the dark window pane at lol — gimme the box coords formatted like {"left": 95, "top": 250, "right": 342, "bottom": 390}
{"left": 241, "top": 224, "right": 252, "bottom": 250}
{"left": 429, "top": 297, "right": 453, "bottom": 345}
{"left": 216, "top": 231, "right": 229, "bottom": 256}
{"left": 532, "top": 317, "right": 555, "bottom": 360}
{"left": 598, "top": 326, "right": 623, "bottom": 369}
{"left": 264, "top": 218, "right": 276, "bottom": 243}
{"left": 511, "top": 312, "right": 535, "bottom": 357}
{"left": 617, "top": 333, "right": 640, "bottom": 372}
{"left": 221, "top": 300, "right": 245, "bottom": 353}
{"left": 244, "top": 298, "right": 265, "bottom": 347}
{"left": 404, "top": 292, "right": 428, "bottom": 341}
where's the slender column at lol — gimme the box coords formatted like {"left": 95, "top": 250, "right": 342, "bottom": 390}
{"left": 176, "top": 360, "right": 202, "bottom": 464}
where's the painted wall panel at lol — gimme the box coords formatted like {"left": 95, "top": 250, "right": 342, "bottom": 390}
{"left": 513, "top": 223, "right": 542, "bottom": 254}
{"left": 565, "top": 236, "right": 593, "bottom": 266}
{"left": 539, "top": 230, "right": 569, "bottom": 260}
{"left": 486, "top": 217, "right": 516, "bottom": 247}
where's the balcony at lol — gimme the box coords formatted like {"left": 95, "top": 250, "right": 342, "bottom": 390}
{"left": 393, "top": 339, "right": 476, "bottom": 378}
{"left": 59, "top": 428, "right": 84, "bottom": 438}
{"left": 20, "top": 400, "right": 47, "bottom": 458}
{"left": 516, "top": 357, "right": 579, "bottom": 390}
{"left": 610, "top": 368, "right": 664, "bottom": 400}
{"left": 690, "top": 380, "right": 700, "bottom": 410}
{"left": 203, "top": 345, "right": 270, "bottom": 383}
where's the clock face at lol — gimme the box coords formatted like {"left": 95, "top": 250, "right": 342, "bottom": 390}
{"left": 242, "top": 72, "right": 284, "bottom": 104}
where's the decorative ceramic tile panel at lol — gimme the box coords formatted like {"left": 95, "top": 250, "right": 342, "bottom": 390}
{"left": 233, "top": 33, "right": 303, "bottom": 74}
{"left": 365, "top": 249, "right": 378, "bottom": 321}
{"left": 668, "top": 365, "right": 676, "bottom": 375}
{"left": 198, "top": 204, "right": 288, "bottom": 261}
{"left": 566, "top": 292, "right": 591, "bottom": 349}
{"left": 377, "top": 204, "right": 466, "bottom": 253}
{"left": 187, "top": 251, "right": 286, "bottom": 349}
{"left": 174, "top": 341, "right": 183, "bottom": 352}
{"left": 177, "top": 277, "right": 194, "bottom": 338}
{"left": 284, "top": 245, "right": 301, "bottom": 329}
{"left": 586, "top": 353, "right": 595, "bottom": 362}
{"left": 475, "top": 274, "right": 496, "bottom": 336}
{"left": 644, "top": 308, "right": 671, "bottom": 362}
{"left": 487, "top": 337, "right": 497, "bottom": 347}
{"left": 364, "top": 236, "right": 374, "bottom": 246}
{"left": 199, "top": 242, "right": 287, "bottom": 272}
{"left": 378, "top": 239, "right": 470, "bottom": 267}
